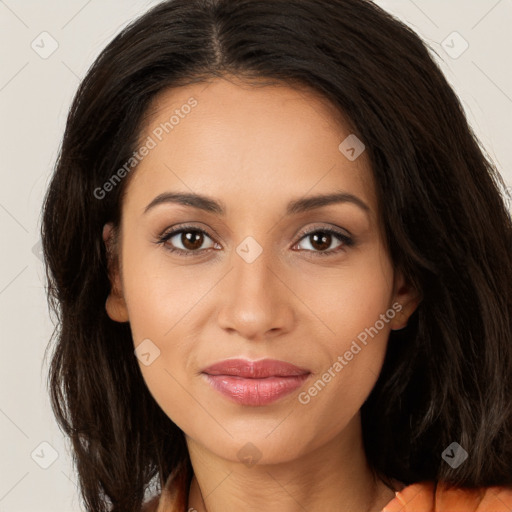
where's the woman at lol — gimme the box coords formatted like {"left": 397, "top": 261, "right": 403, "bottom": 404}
{"left": 41, "top": 0, "right": 512, "bottom": 511}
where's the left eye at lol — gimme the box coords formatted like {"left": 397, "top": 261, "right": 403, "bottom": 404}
{"left": 294, "top": 229, "right": 353, "bottom": 256}
{"left": 294, "top": 229, "right": 352, "bottom": 255}
{"left": 157, "top": 226, "right": 353, "bottom": 257}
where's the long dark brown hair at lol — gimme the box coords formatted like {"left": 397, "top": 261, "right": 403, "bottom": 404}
{"left": 41, "top": 0, "right": 512, "bottom": 510}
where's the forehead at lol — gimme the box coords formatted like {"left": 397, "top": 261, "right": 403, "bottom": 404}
{"left": 124, "top": 76, "right": 377, "bottom": 220}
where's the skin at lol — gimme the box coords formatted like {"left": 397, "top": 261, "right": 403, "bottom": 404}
{"left": 103, "top": 75, "right": 420, "bottom": 512}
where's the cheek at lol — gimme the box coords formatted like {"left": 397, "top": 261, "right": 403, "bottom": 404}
{"left": 296, "top": 250, "right": 394, "bottom": 345}
{"left": 294, "top": 254, "right": 393, "bottom": 409}
{"left": 297, "top": 325, "right": 390, "bottom": 434}
{"left": 121, "top": 254, "right": 199, "bottom": 426}
{"left": 120, "top": 241, "right": 203, "bottom": 343}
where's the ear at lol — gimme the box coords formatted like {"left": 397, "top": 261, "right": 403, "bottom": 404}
{"left": 389, "top": 271, "right": 421, "bottom": 331}
{"left": 102, "top": 222, "right": 129, "bottom": 323}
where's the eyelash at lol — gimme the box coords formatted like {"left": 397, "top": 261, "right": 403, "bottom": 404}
{"left": 156, "top": 224, "right": 354, "bottom": 258}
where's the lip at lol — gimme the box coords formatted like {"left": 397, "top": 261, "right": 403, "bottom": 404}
{"left": 202, "top": 358, "right": 310, "bottom": 378}
{"left": 201, "top": 358, "right": 311, "bottom": 406}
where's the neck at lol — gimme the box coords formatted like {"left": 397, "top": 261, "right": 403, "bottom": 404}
{"left": 185, "top": 415, "right": 396, "bottom": 512}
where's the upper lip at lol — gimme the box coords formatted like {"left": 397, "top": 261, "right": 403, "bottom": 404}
{"left": 202, "top": 358, "right": 310, "bottom": 378}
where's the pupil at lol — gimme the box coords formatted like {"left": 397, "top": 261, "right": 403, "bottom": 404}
{"left": 183, "top": 231, "right": 203, "bottom": 250}
{"left": 311, "top": 232, "right": 331, "bottom": 251}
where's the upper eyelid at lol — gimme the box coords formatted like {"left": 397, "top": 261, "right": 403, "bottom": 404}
{"left": 160, "top": 224, "right": 221, "bottom": 243}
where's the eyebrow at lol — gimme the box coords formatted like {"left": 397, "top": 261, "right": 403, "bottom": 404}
{"left": 143, "top": 190, "right": 370, "bottom": 216}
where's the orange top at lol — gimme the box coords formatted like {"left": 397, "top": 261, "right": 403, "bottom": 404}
{"left": 383, "top": 481, "right": 512, "bottom": 512}
{"left": 143, "top": 472, "right": 512, "bottom": 512}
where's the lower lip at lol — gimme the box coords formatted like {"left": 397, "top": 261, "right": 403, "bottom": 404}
{"left": 202, "top": 373, "right": 310, "bottom": 406}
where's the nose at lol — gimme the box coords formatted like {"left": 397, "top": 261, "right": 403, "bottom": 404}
{"left": 216, "top": 245, "right": 295, "bottom": 341}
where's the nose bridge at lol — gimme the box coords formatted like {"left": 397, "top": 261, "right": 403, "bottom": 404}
{"left": 216, "top": 235, "right": 293, "bottom": 338}
{"left": 231, "top": 236, "right": 278, "bottom": 307}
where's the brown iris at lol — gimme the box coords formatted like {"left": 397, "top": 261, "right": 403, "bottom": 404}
{"left": 181, "top": 230, "right": 204, "bottom": 251}
{"left": 309, "top": 232, "right": 332, "bottom": 252}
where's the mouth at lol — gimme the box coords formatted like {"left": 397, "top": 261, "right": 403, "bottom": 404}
{"left": 201, "top": 358, "right": 311, "bottom": 406}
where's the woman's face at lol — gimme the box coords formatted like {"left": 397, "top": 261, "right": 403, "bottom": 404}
{"left": 104, "top": 76, "right": 418, "bottom": 465}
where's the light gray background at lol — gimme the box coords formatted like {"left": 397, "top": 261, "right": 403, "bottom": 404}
{"left": 1, "top": 1, "right": 511, "bottom": 511}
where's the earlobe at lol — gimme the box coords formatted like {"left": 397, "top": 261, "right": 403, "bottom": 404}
{"left": 390, "top": 272, "right": 422, "bottom": 331}
{"left": 105, "top": 293, "right": 129, "bottom": 323}
{"left": 102, "top": 222, "right": 129, "bottom": 323}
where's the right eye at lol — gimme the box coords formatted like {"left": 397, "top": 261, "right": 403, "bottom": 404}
{"left": 157, "top": 226, "right": 220, "bottom": 256}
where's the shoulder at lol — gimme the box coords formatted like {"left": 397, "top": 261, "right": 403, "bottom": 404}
{"left": 382, "top": 481, "right": 512, "bottom": 512}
